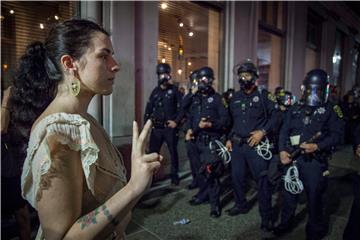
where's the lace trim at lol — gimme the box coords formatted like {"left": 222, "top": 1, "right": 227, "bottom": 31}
{"left": 21, "top": 113, "right": 100, "bottom": 205}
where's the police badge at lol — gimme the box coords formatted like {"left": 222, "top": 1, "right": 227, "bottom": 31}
{"left": 208, "top": 97, "right": 214, "bottom": 103}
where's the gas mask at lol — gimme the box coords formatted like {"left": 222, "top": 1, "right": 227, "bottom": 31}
{"left": 158, "top": 73, "right": 171, "bottom": 86}
{"left": 198, "top": 76, "right": 212, "bottom": 93}
{"left": 238, "top": 72, "right": 256, "bottom": 90}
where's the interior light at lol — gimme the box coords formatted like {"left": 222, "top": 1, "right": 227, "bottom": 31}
{"left": 9, "top": 10, "right": 14, "bottom": 14}
{"left": 188, "top": 32, "right": 194, "bottom": 37}
{"left": 54, "top": 15, "right": 59, "bottom": 20}
{"left": 177, "top": 69, "right": 182, "bottom": 75}
{"left": 161, "top": 58, "right": 166, "bottom": 63}
{"left": 3, "top": 64, "right": 8, "bottom": 70}
{"left": 168, "top": 47, "right": 172, "bottom": 51}
{"left": 188, "top": 62, "right": 192, "bottom": 66}
{"left": 179, "top": 22, "right": 184, "bottom": 27}
{"left": 40, "top": 23, "right": 44, "bottom": 29}
{"left": 161, "top": 3, "right": 168, "bottom": 9}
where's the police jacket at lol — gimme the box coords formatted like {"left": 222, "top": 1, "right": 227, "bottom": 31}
{"left": 144, "top": 84, "right": 183, "bottom": 125}
{"left": 185, "top": 87, "right": 229, "bottom": 137}
{"left": 279, "top": 102, "right": 344, "bottom": 154}
{"left": 228, "top": 88, "right": 278, "bottom": 138}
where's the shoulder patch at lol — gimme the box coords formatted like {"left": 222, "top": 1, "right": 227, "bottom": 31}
{"left": 267, "top": 93, "right": 277, "bottom": 102}
{"left": 333, "top": 105, "right": 343, "bottom": 119}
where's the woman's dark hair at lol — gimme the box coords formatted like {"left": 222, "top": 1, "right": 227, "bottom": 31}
{"left": 10, "top": 19, "right": 109, "bottom": 155}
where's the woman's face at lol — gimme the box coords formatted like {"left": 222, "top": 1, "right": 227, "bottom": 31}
{"left": 77, "top": 32, "right": 119, "bottom": 96}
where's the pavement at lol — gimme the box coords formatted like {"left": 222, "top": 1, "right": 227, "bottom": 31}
{"left": 2, "top": 143, "right": 358, "bottom": 240}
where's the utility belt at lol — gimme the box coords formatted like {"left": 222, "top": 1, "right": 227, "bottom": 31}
{"left": 152, "top": 119, "right": 166, "bottom": 129}
{"left": 231, "top": 133, "right": 249, "bottom": 146}
{"left": 196, "top": 133, "right": 220, "bottom": 145}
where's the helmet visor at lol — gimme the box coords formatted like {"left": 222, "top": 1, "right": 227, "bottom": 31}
{"left": 303, "top": 84, "right": 326, "bottom": 106}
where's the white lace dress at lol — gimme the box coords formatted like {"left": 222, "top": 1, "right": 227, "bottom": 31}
{"left": 21, "top": 113, "right": 128, "bottom": 239}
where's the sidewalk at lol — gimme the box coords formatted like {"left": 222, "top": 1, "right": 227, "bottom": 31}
{"left": 125, "top": 145, "right": 356, "bottom": 240}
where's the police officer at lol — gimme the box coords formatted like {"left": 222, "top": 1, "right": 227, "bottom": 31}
{"left": 275, "top": 69, "right": 344, "bottom": 240}
{"left": 144, "top": 63, "right": 183, "bottom": 185}
{"left": 343, "top": 123, "right": 360, "bottom": 240}
{"left": 183, "top": 70, "right": 202, "bottom": 189}
{"left": 185, "top": 66, "right": 229, "bottom": 218}
{"left": 225, "top": 60, "right": 277, "bottom": 235}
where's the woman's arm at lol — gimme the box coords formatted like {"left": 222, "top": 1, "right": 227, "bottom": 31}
{"left": 1, "top": 87, "right": 12, "bottom": 133}
{"left": 37, "top": 120, "right": 161, "bottom": 240}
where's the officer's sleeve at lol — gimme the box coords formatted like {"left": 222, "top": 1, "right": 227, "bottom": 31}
{"left": 262, "top": 92, "right": 278, "bottom": 134}
{"left": 278, "top": 109, "right": 292, "bottom": 153}
{"left": 144, "top": 89, "right": 155, "bottom": 123}
{"left": 174, "top": 89, "right": 186, "bottom": 125}
{"left": 211, "top": 97, "right": 230, "bottom": 131}
{"left": 316, "top": 105, "right": 344, "bottom": 151}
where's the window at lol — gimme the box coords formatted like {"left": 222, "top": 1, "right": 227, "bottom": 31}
{"left": 351, "top": 43, "right": 360, "bottom": 85}
{"left": 158, "top": 1, "right": 221, "bottom": 91}
{"left": 332, "top": 30, "right": 344, "bottom": 88}
{"left": 305, "top": 10, "right": 323, "bottom": 74}
{"left": 257, "top": 2, "right": 286, "bottom": 92}
{"left": 1, "top": 1, "right": 77, "bottom": 88}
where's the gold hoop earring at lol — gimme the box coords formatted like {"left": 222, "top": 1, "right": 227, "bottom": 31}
{"left": 70, "top": 79, "right": 81, "bottom": 96}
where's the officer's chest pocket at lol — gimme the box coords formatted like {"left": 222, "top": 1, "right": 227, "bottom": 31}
{"left": 249, "top": 102, "right": 263, "bottom": 119}
{"left": 203, "top": 103, "right": 218, "bottom": 118}
{"left": 312, "top": 114, "right": 327, "bottom": 130}
{"left": 230, "top": 101, "right": 242, "bottom": 117}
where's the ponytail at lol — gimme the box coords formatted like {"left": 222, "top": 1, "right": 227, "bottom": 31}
{"left": 10, "top": 41, "right": 61, "bottom": 154}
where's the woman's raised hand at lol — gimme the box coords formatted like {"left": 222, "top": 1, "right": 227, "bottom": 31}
{"left": 129, "top": 120, "right": 162, "bottom": 195}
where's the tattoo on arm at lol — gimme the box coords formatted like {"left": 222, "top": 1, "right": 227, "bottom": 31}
{"left": 77, "top": 205, "right": 119, "bottom": 230}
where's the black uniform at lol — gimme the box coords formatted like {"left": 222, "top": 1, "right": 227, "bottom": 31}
{"left": 186, "top": 87, "right": 229, "bottom": 215}
{"left": 227, "top": 87, "right": 277, "bottom": 226}
{"left": 278, "top": 102, "right": 343, "bottom": 239}
{"left": 343, "top": 123, "right": 360, "bottom": 240}
{"left": 144, "top": 84, "right": 183, "bottom": 182}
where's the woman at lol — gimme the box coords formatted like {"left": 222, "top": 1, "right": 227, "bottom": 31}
{"left": 11, "top": 19, "right": 162, "bottom": 239}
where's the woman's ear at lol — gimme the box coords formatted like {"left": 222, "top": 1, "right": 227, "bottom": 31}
{"left": 60, "top": 55, "right": 77, "bottom": 73}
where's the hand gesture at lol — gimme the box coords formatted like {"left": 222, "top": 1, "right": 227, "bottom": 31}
{"left": 191, "top": 86, "right": 198, "bottom": 94}
{"left": 129, "top": 120, "right": 162, "bottom": 196}
{"left": 248, "top": 130, "right": 265, "bottom": 147}
{"left": 280, "top": 151, "right": 291, "bottom": 165}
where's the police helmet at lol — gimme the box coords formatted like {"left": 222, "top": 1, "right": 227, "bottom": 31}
{"left": 198, "top": 67, "right": 214, "bottom": 81}
{"left": 237, "top": 61, "right": 259, "bottom": 78}
{"left": 156, "top": 63, "right": 171, "bottom": 75}
{"left": 302, "top": 69, "right": 329, "bottom": 107}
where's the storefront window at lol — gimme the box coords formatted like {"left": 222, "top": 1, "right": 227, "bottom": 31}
{"left": 332, "top": 30, "right": 344, "bottom": 87}
{"left": 1, "top": 1, "right": 77, "bottom": 88}
{"left": 305, "top": 10, "right": 322, "bottom": 74}
{"left": 257, "top": 2, "right": 286, "bottom": 92}
{"left": 158, "top": 1, "right": 221, "bottom": 91}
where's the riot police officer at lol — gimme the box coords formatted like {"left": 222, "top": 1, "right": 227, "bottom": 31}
{"left": 185, "top": 66, "right": 229, "bottom": 218}
{"left": 183, "top": 70, "right": 202, "bottom": 189}
{"left": 144, "top": 63, "right": 183, "bottom": 185}
{"left": 225, "top": 60, "right": 278, "bottom": 236}
{"left": 275, "top": 69, "right": 344, "bottom": 240}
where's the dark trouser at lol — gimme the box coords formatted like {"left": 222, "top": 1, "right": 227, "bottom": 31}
{"left": 194, "top": 139, "right": 221, "bottom": 210}
{"left": 186, "top": 140, "right": 201, "bottom": 186}
{"left": 280, "top": 156, "right": 328, "bottom": 239}
{"left": 231, "top": 144, "right": 272, "bottom": 222}
{"left": 149, "top": 127, "right": 179, "bottom": 179}
{"left": 343, "top": 174, "right": 360, "bottom": 240}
